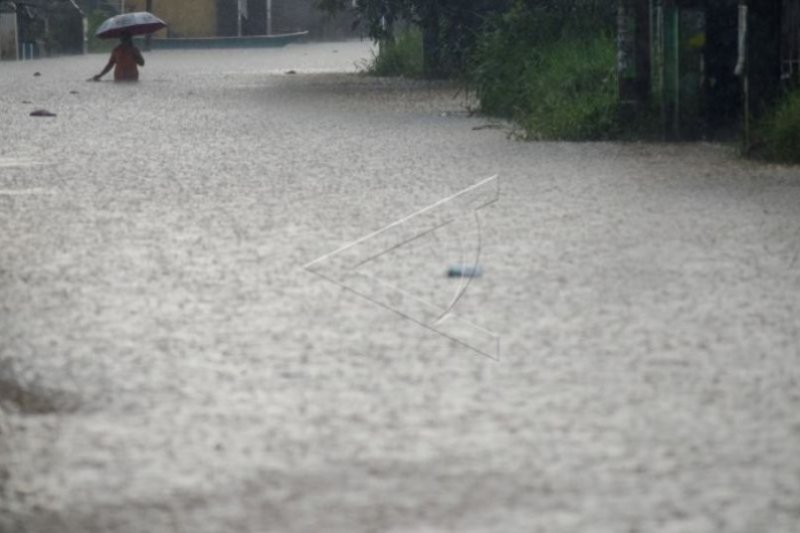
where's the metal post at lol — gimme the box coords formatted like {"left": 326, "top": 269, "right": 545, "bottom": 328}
{"left": 237, "top": 0, "right": 242, "bottom": 37}
{"left": 673, "top": 6, "right": 680, "bottom": 138}
{"left": 617, "top": 0, "right": 650, "bottom": 106}
{"left": 15, "top": 9, "right": 20, "bottom": 61}
{"left": 637, "top": 0, "right": 651, "bottom": 102}
{"left": 657, "top": 2, "right": 666, "bottom": 138}
{"left": 737, "top": 1, "right": 750, "bottom": 150}
{"left": 266, "top": 0, "right": 272, "bottom": 36}
{"left": 145, "top": 0, "right": 153, "bottom": 50}
{"left": 82, "top": 15, "right": 88, "bottom": 54}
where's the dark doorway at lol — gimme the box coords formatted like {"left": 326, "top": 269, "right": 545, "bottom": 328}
{"left": 705, "top": 0, "right": 741, "bottom": 132}
{"left": 747, "top": 0, "right": 783, "bottom": 117}
{"left": 242, "top": 0, "right": 266, "bottom": 35}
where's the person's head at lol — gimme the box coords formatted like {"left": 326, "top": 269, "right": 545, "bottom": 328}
{"left": 120, "top": 33, "right": 132, "bottom": 45}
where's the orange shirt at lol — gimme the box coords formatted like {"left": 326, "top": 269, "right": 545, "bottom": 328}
{"left": 112, "top": 44, "right": 142, "bottom": 82}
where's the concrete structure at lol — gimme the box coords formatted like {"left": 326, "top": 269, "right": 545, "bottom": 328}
{"left": 0, "top": 11, "right": 18, "bottom": 60}
{"left": 123, "top": 0, "right": 357, "bottom": 39}
{"left": 269, "top": 0, "right": 357, "bottom": 40}
{"left": 0, "top": 0, "right": 85, "bottom": 60}
{"left": 126, "top": 0, "right": 215, "bottom": 38}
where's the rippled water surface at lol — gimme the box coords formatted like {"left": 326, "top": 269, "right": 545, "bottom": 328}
{"left": 1, "top": 41, "right": 800, "bottom": 533}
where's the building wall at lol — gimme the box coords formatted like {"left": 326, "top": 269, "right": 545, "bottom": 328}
{"left": 1, "top": 3, "right": 84, "bottom": 59}
{"left": 218, "top": 0, "right": 358, "bottom": 39}
{"left": 0, "top": 12, "right": 18, "bottom": 60}
{"left": 272, "top": 0, "right": 357, "bottom": 40}
{"left": 271, "top": 0, "right": 311, "bottom": 34}
{"left": 47, "top": 4, "right": 85, "bottom": 54}
{"left": 127, "top": 0, "right": 216, "bottom": 38}
{"left": 125, "top": 0, "right": 356, "bottom": 39}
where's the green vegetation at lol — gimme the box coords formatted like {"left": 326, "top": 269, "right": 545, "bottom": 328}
{"left": 321, "top": 1, "right": 621, "bottom": 139}
{"left": 87, "top": 9, "right": 115, "bottom": 54}
{"left": 514, "top": 36, "right": 618, "bottom": 140}
{"left": 472, "top": 3, "right": 618, "bottom": 140}
{"left": 754, "top": 87, "right": 800, "bottom": 164}
{"left": 366, "top": 28, "right": 424, "bottom": 78}
{"left": 319, "top": 0, "right": 511, "bottom": 77}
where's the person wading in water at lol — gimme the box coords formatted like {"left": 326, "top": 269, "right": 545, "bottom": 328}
{"left": 92, "top": 34, "right": 145, "bottom": 82}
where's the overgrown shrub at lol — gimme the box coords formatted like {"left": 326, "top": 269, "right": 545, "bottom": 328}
{"left": 87, "top": 9, "right": 115, "bottom": 53}
{"left": 318, "top": 0, "right": 614, "bottom": 78}
{"left": 365, "top": 28, "right": 424, "bottom": 78}
{"left": 755, "top": 86, "right": 800, "bottom": 164}
{"left": 518, "top": 36, "right": 618, "bottom": 140}
{"left": 472, "top": 3, "right": 618, "bottom": 140}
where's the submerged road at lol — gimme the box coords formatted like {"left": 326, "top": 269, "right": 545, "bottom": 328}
{"left": 1, "top": 41, "right": 799, "bottom": 533}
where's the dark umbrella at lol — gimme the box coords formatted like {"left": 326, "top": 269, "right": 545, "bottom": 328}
{"left": 95, "top": 11, "right": 166, "bottom": 40}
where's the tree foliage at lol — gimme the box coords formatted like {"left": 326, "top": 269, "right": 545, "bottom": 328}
{"left": 317, "top": 0, "right": 614, "bottom": 77}
{"left": 318, "top": 0, "right": 509, "bottom": 76}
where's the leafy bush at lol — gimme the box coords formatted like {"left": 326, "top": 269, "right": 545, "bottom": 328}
{"left": 471, "top": 3, "right": 544, "bottom": 117}
{"left": 318, "top": 0, "right": 614, "bottom": 78}
{"left": 755, "top": 87, "right": 800, "bottom": 164}
{"left": 472, "top": 3, "right": 618, "bottom": 140}
{"left": 87, "top": 9, "right": 116, "bottom": 54}
{"left": 365, "top": 28, "right": 424, "bottom": 78}
{"left": 520, "top": 36, "right": 618, "bottom": 140}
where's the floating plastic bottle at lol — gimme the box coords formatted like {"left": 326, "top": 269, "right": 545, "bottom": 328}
{"left": 447, "top": 265, "right": 483, "bottom": 278}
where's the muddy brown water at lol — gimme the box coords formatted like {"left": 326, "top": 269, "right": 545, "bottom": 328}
{"left": 1, "top": 41, "right": 800, "bottom": 533}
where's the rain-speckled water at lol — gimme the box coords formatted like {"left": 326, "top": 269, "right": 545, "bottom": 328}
{"left": 1, "top": 41, "right": 800, "bottom": 533}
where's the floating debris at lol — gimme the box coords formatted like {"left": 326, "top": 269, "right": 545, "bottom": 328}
{"left": 69, "top": 90, "right": 79, "bottom": 95}
{"left": 33, "top": 72, "right": 41, "bottom": 77}
{"left": 30, "top": 109, "right": 56, "bottom": 117}
{"left": 286, "top": 70, "right": 297, "bottom": 75}
{"left": 447, "top": 265, "right": 483, "bottom": 278}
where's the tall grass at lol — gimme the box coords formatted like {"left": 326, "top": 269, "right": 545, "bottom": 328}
{"left": 365, "top": 28, "right": 424, "bottom": 78}
{"left": 755, "top": 86, "right": 800, "bottom": 164}
{"left": 472, "top": 3, "right": 619, "bottom": 140}
{"left": 518, "top": 36, "right": 618, "bottom": 140}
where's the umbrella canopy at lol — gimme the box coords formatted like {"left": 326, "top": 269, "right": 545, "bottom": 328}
{"left": 95, "top": 12, "right": 167, "bottom": 40}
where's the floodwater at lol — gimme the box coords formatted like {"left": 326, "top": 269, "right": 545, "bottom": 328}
{"left": 1, "top": 41, "right": 799, "bottom": 533}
